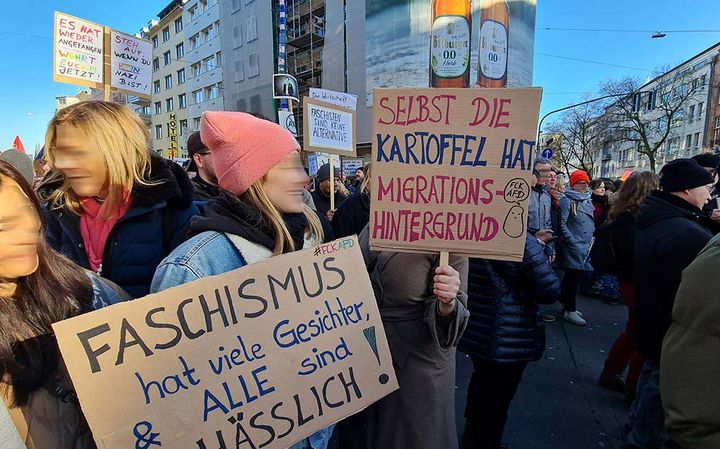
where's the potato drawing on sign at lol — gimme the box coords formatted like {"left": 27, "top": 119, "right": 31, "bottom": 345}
{"left": 501, "top": 178, "right": 530, "bottom": 239}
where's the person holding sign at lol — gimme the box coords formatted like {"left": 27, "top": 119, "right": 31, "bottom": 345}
{"left": 357, "top": 227, "right": 469, "bottom": 449}
{"left": 151, "top": 111, "right": 335, "bottom": 449}
{"left": 311, "top": 163, "right": 348, "bottom": 221}
{"left": 0, "top": 161, "right": 128, "bottom": 449}
{"left": 40, "top": 101, "right": 198, "bottom": 298}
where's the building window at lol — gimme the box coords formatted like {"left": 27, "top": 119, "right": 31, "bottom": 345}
{"left": 200, "top": 0, "right": 208, "bottom": 12}
{"left": 192, "top": 62, "right": 201, "bottom": 77}
{"left": 154, "top": 102, "right": 162, "bottom": 114}
{"left": 700, "top": 75, "right": 707, "bottom": 87}
{"left": 233, "top": 25, "right": 243, "bottom": 47}
{"left": 194, "top": 89, "right": 204, "bottom": 104}
{"left": 216, "top": 51, "right": 222, "bottom": 66}
{"left": 189, "top": 33, "right": 200, "bottom": 50}
{"left": 164, "top": 75, "right": 173, "bottom": 89}
{"left": 166, "top": 98, "right": 174, "bottom": 112}
{"left": 153, "top": 58, "right": 159, "bottom": 72}
{"left": 152, "top": 36, "right": 159, "bottom": 48}
{"left": 204, "top": 55, "right": 217, "bottom": 71}
{"left": 686, "top": 134, "right": 693, "bottom": 150}
{"left": 248, "top": 53, "right": 259, "bottom": 78}
{"left": 179, "top": 93, "right": 187, "bottom": 109}
{"left": 246, "top": 16, "right": 257, "bottom": 42}
{"left": 188, "top": 5, "right": 197, "bottom": 20}
{"left": 176, "top": 43, "right": 184, "bottom": 59}
{"left": 689, "top": 105, "right": 695, "bottom": 122}
{"left": 175, "top": 17, "right": 183, "bottom": 34}
{"left": 698, "top": 102, "right": 704, "bottom": 121}
{"left": 193, "top": 117, "right": 201, "bottom": 131}
{"left": 234, "top": 60, "right": 244, "bottom": 81}
{"left": 207, "top": 83, "right": 220, "bottom": 100}
{"left": 177, "top": 68, "right": 185, "bottom": 84}
{"left": 180, "top": 119, "right": 188, "bottom": 136}
{"left": 162, "top": 27, "right": 170, "bottom": 43}
{"left": 202, "top": 24, "right": 217, "bottom": 43}
{"left": 155, "top": 125, "right": 163, "bottom": 139}
{"left": 694, "top": 133, "right": 700, "bottom": 150}
{"left": 715, "top": 116, "right": 720, "bottom": 129}
{"left": 153, "top": 80, "right": 161, "bottom": 94}
{"left": 164, "top": 51, "right": 171, "bottom": 65}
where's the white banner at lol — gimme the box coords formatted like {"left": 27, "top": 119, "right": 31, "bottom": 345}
{"left": 110, "top": 30, "right": 152, "bottom": 97}
{"left": 310, "top": 88, "right": 358, "bottom": 111}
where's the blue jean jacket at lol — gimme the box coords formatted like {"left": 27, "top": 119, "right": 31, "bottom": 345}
{"left": 151, "top": 231, "right": 335, "bottom": 449}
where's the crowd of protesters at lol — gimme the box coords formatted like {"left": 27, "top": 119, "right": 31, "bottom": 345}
{"left": 1, "top": 100, "right": 719, "bottom": 449}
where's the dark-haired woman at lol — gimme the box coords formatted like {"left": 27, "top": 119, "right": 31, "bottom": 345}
{"left": 0, "top": 161, "right": 127, "bottom": 448}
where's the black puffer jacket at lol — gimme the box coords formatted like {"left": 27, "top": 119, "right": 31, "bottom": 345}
{"left": 635, "top": 191, "right": 714, "bottom": 363}
{"left": 459, "top": 235, "right": 561, "bottom": 363}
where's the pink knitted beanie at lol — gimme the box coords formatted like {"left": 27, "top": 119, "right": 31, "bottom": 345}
{"left": 200, "top": 111, "right": 300, "bottom": 195}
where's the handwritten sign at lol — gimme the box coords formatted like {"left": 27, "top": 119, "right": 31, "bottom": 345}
{"left": 53, "top": 11, "right": 104, "bottom": 88}
{"left": 303, "top": 97, "right": 357, "bottom": 157}
{"left": 110, "top": 30, "right": 152, "bottom": 97}
{"left": 310, "top": 88, "right": 358, "bottom": 111}
{"left": 53, "top": 237, "right": 397, "bottom": 449}
{"left": 370, "top": 87, "right": 542, "bottom": 261}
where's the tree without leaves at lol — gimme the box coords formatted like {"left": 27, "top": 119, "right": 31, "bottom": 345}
{"left": 600, "top": 67, "right": 704, "bottom": 173}
{"left": 544, "top": 99, "right": 608, "bottom": 176}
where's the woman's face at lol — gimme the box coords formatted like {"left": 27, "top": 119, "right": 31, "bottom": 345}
{"left": 593, "top": 182, "right": 606, "bottom": 196}
{"left": 52, "top": 124, "right": 109, "bottom": 199}
{"left": 548, "top": 171, "right": 557, "bottom": 189}
{"left": 0, "top": 176, "right": 41, "bottom": 283}
{"left": 263, "top": 152, "right": 309, "bottom": 214}
{"left": 573, "top": 181, "right": 589, "bottom": 193}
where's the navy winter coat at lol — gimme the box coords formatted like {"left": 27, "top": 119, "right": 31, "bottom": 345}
{"left": 41, "top": 156, "right": 198, "bottom": 298}
{"left": 459, "top": 235, "right": 561, "bottom": 363}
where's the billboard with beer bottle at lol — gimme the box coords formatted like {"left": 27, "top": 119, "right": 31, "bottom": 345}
{"left": 366, "top": 0, "right": 535, "bottom": 103}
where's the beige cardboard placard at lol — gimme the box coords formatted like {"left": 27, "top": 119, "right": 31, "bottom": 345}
{"left": 53, "top": 11, "right": 104, "bottom": 89}
{"left": 370, "top": 87, "right": 542, "bottom": 262}
{"left": 53, "top": 237, "right": 397, "bottom": 449}
{"left": 303, "top": 97, "right": 357, "bottom": 157}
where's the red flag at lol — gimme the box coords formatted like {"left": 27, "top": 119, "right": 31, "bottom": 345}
{"left": 12, "top": 136, "right": 26, "bottom": 153}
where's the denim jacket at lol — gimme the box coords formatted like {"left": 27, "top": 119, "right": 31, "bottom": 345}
{"left": 150, "top": 231, "right": 334, "bottom": 449}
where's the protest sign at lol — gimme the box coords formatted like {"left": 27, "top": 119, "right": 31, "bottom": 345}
{"left": 370, "top": 87, "right": 542, "bottom": 261}
{"left": 310, "top": 88, "right": 358, "bottom": 111}
{"left": 110, "top": 30, "right": 152, "bottom": 97}
{"left": 343, "top": 159, "right": 364, "bottom": 175}
{"left": 53, "top": 11, "right": 104, "bottom": 88}
{"left": 53, "top": 237, "right": 398, "bottom": 449}
{"left": 303, "top": 97, "right": 357, "bottom": 157}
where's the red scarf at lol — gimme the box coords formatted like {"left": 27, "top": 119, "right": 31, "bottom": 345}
{"left": 79, "top": 197, "right": 132, "bottom": 272}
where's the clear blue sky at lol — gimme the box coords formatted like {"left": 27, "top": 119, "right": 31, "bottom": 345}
{"left": 1, "top": 0, "right": 719, "bottom": 153}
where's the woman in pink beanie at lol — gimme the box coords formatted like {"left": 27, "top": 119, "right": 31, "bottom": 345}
{"left": 150, "top": 111, "right": 334, "bottom": 449}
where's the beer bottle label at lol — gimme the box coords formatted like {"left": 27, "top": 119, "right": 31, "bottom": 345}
{"left": 431, "top": 15, "right": 470, "bottom": 78}
{"left": 479, "top": 19, "right": 508, "bottom": 80}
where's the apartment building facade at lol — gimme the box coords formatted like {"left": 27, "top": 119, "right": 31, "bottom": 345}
{"left": 594, "top": 43, "right": 720, "bottom": 178}
{"left": 184, "top": 0, "right": 224, "bottom": 133}
{"left": 219, "top": 0, "right": 276, "bottom": 118}
{"left": 148, "top": 0, "right": 190, "bottom": 159}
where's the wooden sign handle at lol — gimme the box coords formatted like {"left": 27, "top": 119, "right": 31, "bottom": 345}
{"left": 439, "top": 251, "right": 449, "bottom": 267}
{"left": 330, "top": 155, "right": 335, "bottom": 211}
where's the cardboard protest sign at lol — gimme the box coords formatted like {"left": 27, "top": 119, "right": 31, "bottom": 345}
{"left": 110, "top": 30, "right": 152, "bottom": 97}
{"left": 53, "top": 237, "right": 397, "bottom": 449}
{"left": 303, "top": 97, "right": 357, "bottom": 157}
{"left": 54, "top": 11, "right": 104, "bottom": 88}
{"left": 310, "top": 88, "right": 358, "bottom": 111}
{"left": 370, "top": 87, "right": 542, "bottom": 261}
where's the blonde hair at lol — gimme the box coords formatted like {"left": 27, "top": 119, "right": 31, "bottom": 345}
{"left": 360, "top": 163, "right": 372, "bottom": 193}
{"left": 43, "top": 101, "right": 155, "bottom": 216}
{"left": 241, "top": 181, "right": 324, "bottom": 256}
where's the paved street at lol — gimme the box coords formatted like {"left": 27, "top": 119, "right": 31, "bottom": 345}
{"left": 455, "top": 295, "right": 630, "bottom": 449}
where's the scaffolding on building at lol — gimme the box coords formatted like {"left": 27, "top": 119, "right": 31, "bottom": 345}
{"left": 286, "top": 0, "right": 325, "bottom": 138}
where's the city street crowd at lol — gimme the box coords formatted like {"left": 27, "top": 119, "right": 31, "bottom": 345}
{"left": 1, "top": 100, "right": 720, "bottom": 449}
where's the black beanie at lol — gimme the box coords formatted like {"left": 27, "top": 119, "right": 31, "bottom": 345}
{"left": 691, "top": 153, "right": 720, "bottom": 170}
{"left": 315, "top": 163, "right": 339, "bottom": 183}
{"left": 659, "top": 158, "right": 714, "bottom": 192}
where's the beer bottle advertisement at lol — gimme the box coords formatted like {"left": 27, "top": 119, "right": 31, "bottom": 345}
{"left": 430, "top": 0, "right": 472, "bottom": 88}
{"left": 478, "top": 0, "right": 510, "bottom": 87}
